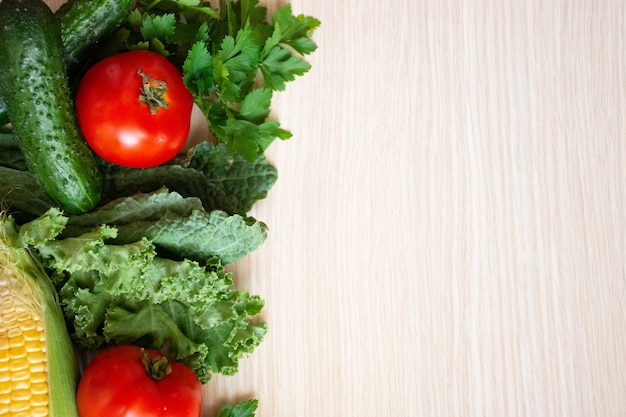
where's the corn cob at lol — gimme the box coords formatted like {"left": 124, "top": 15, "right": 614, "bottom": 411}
{"left": 0, "top": 212, "right": 79, "bottom": 417}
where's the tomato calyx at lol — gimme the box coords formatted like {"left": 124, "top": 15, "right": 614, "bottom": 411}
{"left": 141, "top": 348, "right": 172, "bottom": 381}
{"left": 137, "top": 69, "right": 169, "bottom": 115}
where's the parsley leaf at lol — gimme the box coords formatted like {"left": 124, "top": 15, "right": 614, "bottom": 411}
{"left": 101, "top": 0, "right": 319, "bottom": 161}
{"left": 183, "top": 41, "right": 214, "bottom": 98}
{"left": 271, "top": 4, "right": 321, "bottom": 55}
{"left": 140, "top": 13, "right": 177, "bottom": 43}
{"left": 216, "top": 24, "right": 261, "bottom": 102}
{"left": 239, "top": 87, "right": 272, "bottom": 122}
{"left": 260, "top": 45, "right": 311, "bottom": 91}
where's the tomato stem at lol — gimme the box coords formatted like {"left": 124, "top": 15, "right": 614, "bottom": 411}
{"left": 141, "top": 348, "right": 172, "bottom": 381}
{"left": 137, "top": 69, "right": 169, "bottom": 115}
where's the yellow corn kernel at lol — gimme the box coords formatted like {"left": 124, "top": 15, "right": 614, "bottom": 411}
{"left": 8, "top": 356, "right": 29, "bottom": 373}
{"left": 0, "top": 380, "right": 10, "bottom": 395}
{"left": 25, "top": 338, "right": 44, "bottom": 352}
{"left": 22, "top": 328, "right": 43, "bottom": 342}
{"left": 30, "top": 370, "right": 47, "bottom": 384}
{"left": 26, "top": 349, "right": 46, "bottom": 364}
{"left": 31, "top": 393, "right": 48, "bottom": 407}
{"left": 10, "top": 399, "right": 30, "bottom": 413}
{"left": 31, "top": 382, "right": 48, "bottom": 396}
{"left": 1, "top": 212, "right": 81, "bottom": 417}
{"left": 0, "top": 347, "right": 8, "bottom": 363}
{"left": 0, "top": 288, "right": 49, "bottom": 416}
{"left": 11, "top": 387, "right": 31, "bottom": 402}
{"left": 31, "top": 406, "right": 49, "bottom": 417}
{"left": 3, "top": 312, "right": 17, "bottom": 329}
{"left": 1, "top": 302, "right": 15, "bottom": 315}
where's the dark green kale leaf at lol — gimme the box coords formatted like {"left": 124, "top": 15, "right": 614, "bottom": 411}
{"left": 99, "top": 142, "right": 277, "bottom": 215}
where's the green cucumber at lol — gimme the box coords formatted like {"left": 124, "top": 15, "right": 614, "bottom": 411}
{"left": 0, "top": 0, "right": 102, "bottom": 214}
{"left": 0, "top": 0, "right": 133, "bottom": 126}
{"left": 56, "top": 0, "right": 133, "bottom": 68}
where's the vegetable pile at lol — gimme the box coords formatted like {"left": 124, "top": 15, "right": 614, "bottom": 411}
{"left": 0, "top": 0, "right": 318, "bottom": 414}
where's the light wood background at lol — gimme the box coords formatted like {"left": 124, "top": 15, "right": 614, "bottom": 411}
{"left": 44, "top": 0, "right": 626, "bottom": 416}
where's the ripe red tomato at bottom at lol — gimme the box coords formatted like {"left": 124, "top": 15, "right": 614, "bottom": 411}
{"left": 76, "top": 345, "right": 203, "bottom": 417}
{"left": 75, "top": 50, "right": 194, "bottom": 168}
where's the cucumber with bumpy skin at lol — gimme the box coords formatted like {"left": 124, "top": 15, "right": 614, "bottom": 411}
{"left": 0, "top": 0, "right": 133, "bottom": 126}
{"left": 56, "top": 0, "right": 134, "bottom": 67}
{"left": 0, "top": 0, "right": 102, "bottom": 214}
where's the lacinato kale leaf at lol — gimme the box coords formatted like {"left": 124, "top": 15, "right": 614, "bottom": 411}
{"left": 0, "top": 167, "right": 54, "bottom": 223}
{"left": 0, "top": 132, "right": 26, "bottom": 170}
{"left": 0, "top": 141, "right": 276, "bottom": 221}
{"left": 99, "top": 142, "right": 278, "bottom": 215}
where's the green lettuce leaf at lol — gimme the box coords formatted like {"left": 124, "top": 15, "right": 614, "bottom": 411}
{"left": 21, "top": 209, "right": 266, "bottom": 384}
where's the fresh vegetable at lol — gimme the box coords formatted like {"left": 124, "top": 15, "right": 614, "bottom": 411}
{"left": 98, "top": 0, "right": 320, "bottom": 161}
{"left": 98, "top": 141, "right": 278, "bottom": 215}
{"left": 0, "top": 139, "right": 277, "bottom": 222}
{"left": 0, "top": 210, "right": 80, "bottom": 417}
{"left": 0, "top": 0, "right": 133, "bottom": 128}
{"left": 0, "top": 0, "right": 102, "bottom": 214}
{"left": 55, "top": 0, "right": 134, "bottom": 68}
{"left": 0, "top": 131, "right": 30, "bottom": 171}
{"left": 60, "top": 187, "right": 268, "bottom": 265}
{"left": 216, "top": 399, "right": 259, "bottom": 417}
{"left": 0, "top": 0, "right": 319, "bottom": 401}
{"left": 0, "top": 96, "right": 8, "bottom": 127}
{"left": 19, "top": 203, "right": 267, "bottom": 384}
{"left": 75, "top": 50, "right": 194, "bottom": 168}
{"left": 76, "top": 345, "right": 203, "bottom": 417}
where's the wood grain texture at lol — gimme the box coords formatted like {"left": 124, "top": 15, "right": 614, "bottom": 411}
{"left": 41, "top": 0, "right": 626, "bottom": 416}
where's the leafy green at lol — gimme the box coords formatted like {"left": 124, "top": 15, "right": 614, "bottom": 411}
{"left": 183, "top": 41, "right": 214, "bottom": 97}
{"left": 269, "top": 4, "right": 320, "bottom": 55}
{"left": 62, "top": 188, "right": 268, "bottom": 264}
{"left": 102, "top": 0, "right": 320, "bottom": 161}
{"left": 0, "top": 133, "right": 56, "bottom": 222}
{"left": 0, "top": 142, "right": 277, "bottom": 221}
{"left": 20, "top": 208, "right": 266, "bottom": 384}
{"left": 100, "top": 142, "right": 278, "bottom": 215}
{"left": 0, "top": 167, "right": 54, "bottom": 222}
{"left": 140, "top": 13, "right": 177, "bottom": 43}
{"left": 0, "top": 0, "right": 320, "bottom": 389}
{"left": 0, "top": 132, "right": 26, "bottom": 170}
{"left": 217, "top": 399, "right": 259, "bottom": 417}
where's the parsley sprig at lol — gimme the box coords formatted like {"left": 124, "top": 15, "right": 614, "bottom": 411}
{"left": 105, "top": 0, "right": 320, "bottom": 161}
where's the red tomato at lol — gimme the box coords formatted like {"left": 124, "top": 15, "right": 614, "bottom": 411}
{"left": 75, "top": 50, "right": 194, "bottom": 168}
{"left": 76, "top": 345, "right": 203, "bottom": 417}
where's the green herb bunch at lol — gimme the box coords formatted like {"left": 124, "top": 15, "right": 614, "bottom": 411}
{"left": 101, "top": 0, "right": 320, "bottom": 161}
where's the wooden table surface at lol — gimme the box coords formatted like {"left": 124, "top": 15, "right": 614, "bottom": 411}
{"left": 44, "top": 0, "right": 626, "bottom": 416}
